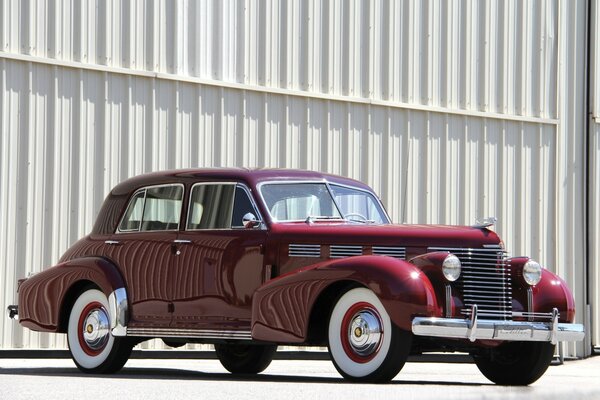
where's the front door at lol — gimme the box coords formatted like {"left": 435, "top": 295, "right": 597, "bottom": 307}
{"left": 106, "top": 184, "right": 184, "bottom": 327}
{"left": 170, "top": 183, "right": 267, "bottom": 333}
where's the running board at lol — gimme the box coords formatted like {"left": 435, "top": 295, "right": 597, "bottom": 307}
{"left": 126, "top": 327, "right": 252, "bottom": 340}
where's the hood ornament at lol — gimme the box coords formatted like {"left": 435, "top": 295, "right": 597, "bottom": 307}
{"left": 472, "top": 216, "right": 497, "bottom": 229}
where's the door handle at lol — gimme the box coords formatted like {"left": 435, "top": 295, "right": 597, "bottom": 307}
{"left": 105, "top": 240, "right": 121, "bottom": 245}
{"left": 173, "top": 239, "right": 192, "bottom": 244}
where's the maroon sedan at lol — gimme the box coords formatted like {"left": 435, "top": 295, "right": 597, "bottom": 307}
{"left": 8, "top": 168, "right": 584, "bottom": 384}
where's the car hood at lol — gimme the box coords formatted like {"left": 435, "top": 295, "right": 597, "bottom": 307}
{"left": 269, "top": 222, "right": 502, "bottom": 251}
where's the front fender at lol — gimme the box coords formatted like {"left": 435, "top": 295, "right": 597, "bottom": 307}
{"left": 251, "top": 255, "right": 438, "bottom": 343}
{"left": 18, "top": 257, "right": 126, "bottom": 332}
{"left": 506, "top": 257, "right": 576, "bottom": 322}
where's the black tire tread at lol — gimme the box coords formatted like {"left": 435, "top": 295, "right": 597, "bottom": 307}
{"left": 474, "top": 341, "right": 555, "bottom": 385}
{"left": 214, "top": 343, "right": 277, "bottom": 374}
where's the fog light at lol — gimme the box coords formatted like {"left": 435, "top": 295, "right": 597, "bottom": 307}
{"left": 442, "top": 254, "right": 461, "bottom": 282}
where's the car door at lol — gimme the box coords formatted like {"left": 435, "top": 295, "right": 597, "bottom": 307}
{"left": 170, "top": 183, "right": 268, "bottom": 333}
{"left": 106, "top": 184, "right": 184, "bottom": 327}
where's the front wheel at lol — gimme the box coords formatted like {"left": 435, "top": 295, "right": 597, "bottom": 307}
{"left": 67, "top": 288, "right": 133, "bottom": 374}
{"left": 473, "top": 341, "right": 555, "bottom": 385}
{"left": 328, "top": 287, "right": 412, "bottom": 382}
{"left": 214, "top": 343, "right": 277, "bottom": 374}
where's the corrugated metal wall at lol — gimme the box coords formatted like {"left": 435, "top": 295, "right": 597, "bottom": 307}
{"left": 590, "top": 0, "right": 600, "bottom": 351}
{"left": 0, "top": 0, "right": 592, "bottom": 357}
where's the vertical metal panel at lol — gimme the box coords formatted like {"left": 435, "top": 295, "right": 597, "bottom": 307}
{"left": 0, "top": 0, "right": 558, "bottom": 117}
{"left": 0, "top": 0, "right": 591, "bottom": 358}
{"left": 556, "top": 0, "right": 589, "bottom": 357}
{"left": 590, "top": 0, "right": 600, "bottom": 350}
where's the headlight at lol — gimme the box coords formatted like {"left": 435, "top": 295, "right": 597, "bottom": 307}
{"left": 523, "top": 259, "right": 543, "bottom": 286}
{"left": 442, "top": 254, "right": 461, "bottom": 282}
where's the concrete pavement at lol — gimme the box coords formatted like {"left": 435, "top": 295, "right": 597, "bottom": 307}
{"left": 0, "top": 355, "right": 598, "bottom": 399}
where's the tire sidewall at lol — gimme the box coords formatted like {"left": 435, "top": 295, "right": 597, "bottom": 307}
{"left": 328, "top": 287, "right": 392, "bottom": 378}
{"left": 67, "top": 289, "right": 115, "bottom": 370}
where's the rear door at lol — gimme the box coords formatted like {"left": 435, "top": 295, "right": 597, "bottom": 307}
{"left": 106, "top": 184, "right": 184, "bottom": 327}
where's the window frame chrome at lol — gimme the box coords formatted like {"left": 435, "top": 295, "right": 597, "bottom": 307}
{"left": 115, "top": 183, "right": 185, "bottom": 234}
{"left": 185, "top": 181, "right": 265, "bottom": 231}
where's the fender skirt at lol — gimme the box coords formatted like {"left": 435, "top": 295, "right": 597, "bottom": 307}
{"left": 251, "top": 255, "right": 438, "bottom": 343}
{"left": 18, "top": 257, "right": 126, "bottom": 333}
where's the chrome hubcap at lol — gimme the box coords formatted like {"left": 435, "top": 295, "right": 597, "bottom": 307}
{"left": 347, "top": 310, "right": 382, "bottom": 357}
{"left": 82, "top": 308, "right": 110, "bottom": 350}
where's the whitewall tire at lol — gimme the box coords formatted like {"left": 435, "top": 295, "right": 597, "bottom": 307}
{"left": 67, "top": 288, "right": 132, "bottom": 373}
{"left": 327, "top": 287, "right": 412, "bottom": 382}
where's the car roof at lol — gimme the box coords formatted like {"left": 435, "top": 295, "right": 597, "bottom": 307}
{"left": 92, "top": 168, "right": 374, "bottom": 235}
{"left": 110, "top": 168, "right": 372, "bottom": 195}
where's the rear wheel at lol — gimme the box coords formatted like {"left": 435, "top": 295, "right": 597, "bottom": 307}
{"left": 327, "top": 287, "right": 412, "bottom": 382}
{"left": 67, "top": 288, "right": 133, "bottom": 374}
{"left": 214, "top": 343, "right": 277, "bottom": 374}
{"left": 473, "top": 341, "right": 555, "bottom": 385}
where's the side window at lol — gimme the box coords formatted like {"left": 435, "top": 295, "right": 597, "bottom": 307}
{"left": 187, "top": 184, "right": 235, "bottom": 230}
{"left": 119, "top": 190, "right": 145, "bottom": 231}
{"left": 117, "top": 185, "right": 183, "bottom": 233}
{"left": 141, "top": 186, "right": 184, "bottom": 231}
{"left": 231, "top": 186, "right": 257, "bottom": 228}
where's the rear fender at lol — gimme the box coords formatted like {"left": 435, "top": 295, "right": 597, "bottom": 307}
{"left": 251, "top": 255, "right": 438, "bottom": 343}
{"left": 18, "top": 257, "right": 127, "bottom": 333}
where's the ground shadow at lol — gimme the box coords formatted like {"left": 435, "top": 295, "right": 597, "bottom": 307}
{"left": 0, "top": 365, "right": 490, "bottom": 387}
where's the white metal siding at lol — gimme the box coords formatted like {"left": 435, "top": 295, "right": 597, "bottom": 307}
{"left": 0, "top": 0, "right": 591, "bottom": 357}
{"left": 590, "top": 0, "right": 600, "bottom": 350}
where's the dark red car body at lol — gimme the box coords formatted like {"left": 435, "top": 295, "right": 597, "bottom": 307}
{"left": 11, "top": 168, "right": 584, "bottom": 384}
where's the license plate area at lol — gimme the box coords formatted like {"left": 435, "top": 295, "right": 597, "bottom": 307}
{"left": 493, "top": 324, "right": 534, "bottom": 340}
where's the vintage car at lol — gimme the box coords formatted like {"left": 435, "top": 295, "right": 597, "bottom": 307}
{"left": 8, "top": 168, "right": 584, "bottom": 384}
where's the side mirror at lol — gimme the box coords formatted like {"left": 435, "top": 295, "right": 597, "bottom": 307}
{"left": 242, "top": 213, "right": 261, "bottom": 229}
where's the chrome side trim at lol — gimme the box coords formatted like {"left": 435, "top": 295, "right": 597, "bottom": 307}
{"left": 330, "top": 245, "right": 363, "bottom": 258}
{"left": 372, "top": 246, "right": 406, "bottom": 259}
{"left": 108, "top": 288, "right": 128, "bottom": 336}
{"left": 289, "top": 243, "right": 321, "bottom": 257}
{"left": 412, "top": 315, "right": 585, "bottom": 343}
{"left": 127, "top": 327, "right": 252, "bottom": 340}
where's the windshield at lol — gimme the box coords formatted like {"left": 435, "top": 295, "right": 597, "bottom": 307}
{"left": 259, "top": 182, "right": 389, "bottom": 223}
{"left": 329, "top": 185, "right": 388, "bottom": 224}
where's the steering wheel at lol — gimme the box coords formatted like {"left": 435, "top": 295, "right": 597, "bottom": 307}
{"left": 344, "top": 212, "right": 368, "bottom": 222}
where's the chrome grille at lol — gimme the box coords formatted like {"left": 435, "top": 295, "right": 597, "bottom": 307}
{"left": 429, "top": 246, "right": 512, "bottom": 320}
{"left": 288, "top": 244, "right": 321, "bottom": 258}
{"left": 372, "top": 246, "right": 406, "bottom": 259}
{"left": 330, "top": 245, "right": 363, "bottom": 258}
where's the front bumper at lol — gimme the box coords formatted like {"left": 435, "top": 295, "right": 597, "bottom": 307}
{"left": 412, "top": 307, "right": 585, "bottom": 344}
{"left": 7, "top": 305, "right": 18, "bottom": 320}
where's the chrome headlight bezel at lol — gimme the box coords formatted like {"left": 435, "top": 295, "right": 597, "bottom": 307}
{"left": 442, "top": 254, "right": 461, "bottom": 282}
{"left": 523, "top": 259, "right": 543, "bottom": 286}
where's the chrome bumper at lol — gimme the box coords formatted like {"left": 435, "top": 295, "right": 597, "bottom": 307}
{"left": 412, "top": 307, "right": 585, "bottom": 344}
{"left": 6, "top": 305, "right": 18, "bottom": 320}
